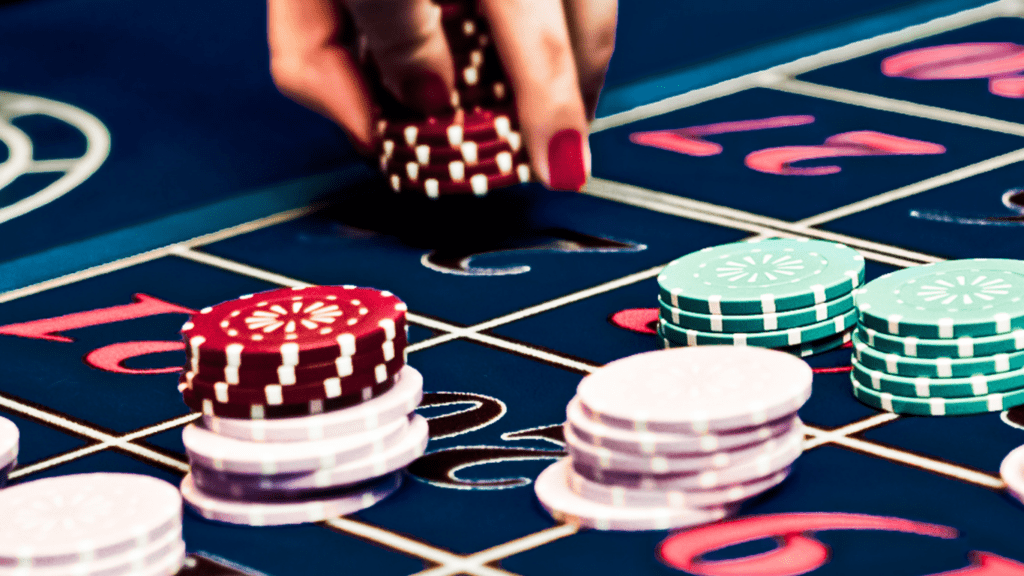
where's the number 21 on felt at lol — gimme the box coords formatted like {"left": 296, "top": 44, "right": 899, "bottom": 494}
{"left": 629, "top": 115, "right": 946, "bottom": 175}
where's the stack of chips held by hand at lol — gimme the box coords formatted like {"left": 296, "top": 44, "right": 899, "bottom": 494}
{"left": 534, "top": 347, "right": 812, "bottom": 531}
{"left": 851, "top": 259, "right": 1024, "bottom": 416}
{"left": 360, "top": 0, "right": 531, "bottom": 198}
{"left": 177, "top": 286, "right": 427, "bottom": 526}
{"left": 0, "top": 416, "right": 17, "bottom": 488}
{"left": 657, "top": 239, "right": 865, "bottom": 357}
{"left": 0, "top": 474, "right": 185, "bottom": 575}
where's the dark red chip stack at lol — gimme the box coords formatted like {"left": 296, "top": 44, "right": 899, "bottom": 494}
{"left": 359, "top": 0, "right": 531, "bottom": 198}
{"left": 179, "top": 285, "right": 409, "bottom": 420}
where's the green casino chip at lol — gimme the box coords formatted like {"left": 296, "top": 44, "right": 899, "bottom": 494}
{"left": 851, "top": 356, "right": 1024, "bottom": 398}
{"left": 659, "top": 308, "right": 857, "bottom": 348}
{"left": 657, "top": 239, "right": 864, "bottom": 315}
{"left": 658, "top": 292, "right": 854, "bottom": 333}
{"left": 849, "top": 373, "right": 1024, "bottom": 415}
{"left": 855, "top": 259, "right": 1024, "bottom": 339}
{"left": 857, "top": 326, "right": 1024, "bottom": 359}
{"left": 852, "top": 331, "right": 1024, "bottom": 378}
{"left": 660, "top": 327, "right": 851, "bottom": 358}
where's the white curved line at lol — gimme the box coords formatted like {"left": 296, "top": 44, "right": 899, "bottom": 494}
{"left": 0, "top": 91, "right": 110, "bottom": 225}
{"left": 0, "top": 120, "right": 32, "bottom": 189}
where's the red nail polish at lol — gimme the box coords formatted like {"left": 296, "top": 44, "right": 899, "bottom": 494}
{"left": 401, "top": 71, "right": 452, "bottom": 114}
{"left": 547, "top": 129, "right": 586, "bottom": 191}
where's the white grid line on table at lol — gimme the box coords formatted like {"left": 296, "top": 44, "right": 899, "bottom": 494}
{"left": 585, "top": 177, "right": 945, "bottom": 267}
{"left": 0, "top": 205, "right": 317, "bottom": 305}
{"left": 7, "top": 412, "right": 200, "bottom": 481}
{"left": 773, "top": 79, "right": 1024, "bottom": 137}
{"left": 0, "top": 393, "right": 190, "bottom": 475}
{"left": 795, "top": 147, "right": 1024, "bottom": 228}
{"left": 802, "top": 413, "right": 900, "bottom": 450}
{"left": 591, "top": 0, "right": 1014, "bottom": 133}
{"left": 406, "top": 524, "right": 580, "bottom": 576}
{"left": 828, "top": 434, "right": 1005, "bottom": 489}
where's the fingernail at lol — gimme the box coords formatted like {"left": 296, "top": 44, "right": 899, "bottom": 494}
{"left": 401, "top": 71, "right": 452, "bottom": 114}
{"left": 547, "top": 129, "right": 586, "bottom": 191}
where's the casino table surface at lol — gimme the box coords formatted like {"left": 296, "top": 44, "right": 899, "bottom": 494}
{"left": 3, "top": 0, "right": 1024, "bottom": 574}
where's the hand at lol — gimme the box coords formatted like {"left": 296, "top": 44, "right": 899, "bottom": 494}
{"left": 268, "top": 0, "right": 618, "bottom": 192}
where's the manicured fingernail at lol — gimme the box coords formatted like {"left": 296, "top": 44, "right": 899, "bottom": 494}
{"left": 547, "top": 129, "right": 586, "bottom": 191}
{"left": 401, "top": 71, "right": 452, "bottom": 114}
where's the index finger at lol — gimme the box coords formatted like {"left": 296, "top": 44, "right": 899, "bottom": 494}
{"left": 480, "top": 0, "right": 590, "bottom": 191}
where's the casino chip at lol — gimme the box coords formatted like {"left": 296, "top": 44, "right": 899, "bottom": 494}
{"left": 659, "top": 308, "right": 857, "bottom": 348}
{"left": 534, "top": 460, "right": 734, "bottom": 532}
{"left": 658, "top": 292, "right": 854, "bottom": 333}
{"left": 180, "top": 472, "right": 402, "bottom": 527}
{"left": 567, "top": 464, "right": 791, "bottom": 509}
{"left": 658, "top": 239, "right": 865, "bottom": 315}
{"left": 565, "top": 397, "right": 798, "bottom": 456}
{"left": 181, "top": 356, "right": 403, "bottom": 406}
{"left": 852, "top": 331, "right": 1024, "bottom": 378}
{"left": 852, "top": 357, "right": 1024, "bottom": 398}
{"left": 854, "top": 259, "right": 1024, "bottom": 338}
{"left": 203, "top": 365, "right": 424, "bottom": 442}
{"left": 182, "top": 286, "right": 407, "bottom": 369}
{"left": 0, "top": 474, "right": 183, "bottom": 569}
{"left": 565, "top": 424, "right": 802, "bottom": 474}
{"left": 576, "top": 348, "right": 813, "bottom": 433}
{"left": 0, "top": 416, "right": 17, "bottom": 487}
{"left": 849, "top": 373, "right": 1024, "bottom": 415}
{"left": 848, "top": 259, "right": 1024, "bottom": 415}
{"left": 189, "top": 331, "right": 407, "bottom": 384}
{"left": 572, "top": 430, "right": 804, "bottom": 491}
{"left": 364, "top": 0, "right": 532, "bottom": 198}
{"left": 857, "top": 326, "right": 1024, "bottom": 359}
{"left": 180, "top": 379, "right": 394, "bottom": 420}
{"left": 537, "top": 347, "right": 808, "bottom": 532}
{"left": 190, "top": 416, "right": 429, "bottom": 499}
{"left": 183, "top": 414, "right": 410, "bottom": 475}
{"left": 1000, "top": 444, "right": 1024, "bottom": 507}
{"left": 178, "top": 286, "right": 424, "bottom": 525}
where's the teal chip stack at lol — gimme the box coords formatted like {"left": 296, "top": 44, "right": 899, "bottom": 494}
{"left": 851, "top": 259, "right": 1024, "bottom": 416}
{"left": 656, "top": 239, "right": 864, "bottom": 357}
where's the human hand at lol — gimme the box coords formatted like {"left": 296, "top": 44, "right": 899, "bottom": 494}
{"left": 268, "top": 0, "right": 617, "bottom": 192}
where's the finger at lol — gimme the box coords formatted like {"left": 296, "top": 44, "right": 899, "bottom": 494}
{"left": 343, "top": 0, "right": 456, "bottom": 113}
{"left": 480, "top": 0, "right": 589, "bottom": 191}
{"left": 268, "top": 0, "right": 376, "bottom": 154}
{"left": 562, "top": 0, "right": 618, "bottom": 120}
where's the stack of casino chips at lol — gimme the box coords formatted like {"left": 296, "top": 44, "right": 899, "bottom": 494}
{"left": 0, "top": 473, "right": 186, "bottom": 575}
{"left": 362, "top": 0, "right": 532, "bottom": 198}
{"left": 850, "top": 259, "right": 1024, "bottom": 416}
{"left": 534, "top": 347, "right": 811, "bottom": 531}
{"left": 0, "top": 416, "right": 17, "bottom": 488}
{"left": 176, "top": 285, "right": 427, "bottom": 526}
{"left": 657, "top": 239, "right": 864, "bottom": 357}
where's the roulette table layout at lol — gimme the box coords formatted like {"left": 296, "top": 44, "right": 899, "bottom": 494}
{"left": 5, "top": 0, "right": 1024, "bottom": 574}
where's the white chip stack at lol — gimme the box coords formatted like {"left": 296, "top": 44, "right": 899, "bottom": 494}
{"left": 0, "top": 473, "right": 185, "bottom": 575}
{"left": 0, "top": 416, "right": 17, "bottom": 488}
{"left": 535, "top": 347, "right": 812, "bottom": 531}
{"left": 180, "top": 366, "right": 427, "bottom": 526}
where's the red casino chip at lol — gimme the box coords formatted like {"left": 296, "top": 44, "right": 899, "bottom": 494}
{"left": 182, "top": 355, "right": 404, "bottom": 397}
{"left": 181, "top": 286, "right": 407, "bottom": 369}
{"left": 387, "top": 150, "right": 527, "bottom": 182}
{"left": 188, "top": 331, "right": 407, "bottom": 383}
{"left": 381, "top": 132, "right": 521, "bottom": 169}
{"left": 377, "top": 107, "right": 517, "bottom": 147}
{"left": 389, "top": 163, "right": 531, "bottom": 197}
{"left": 180, "top": 380, "right": 395, "bottom": 420}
